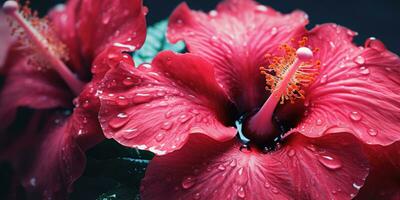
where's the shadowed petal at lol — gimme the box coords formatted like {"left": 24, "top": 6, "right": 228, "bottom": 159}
{"left": 356, "top": 141, "right": 400, "bottom": 200}
{"left": 99, "top": 51, "right": 236, "bottom": 155}
{"left": 1, "top": 111, "right": 85, "bottom": 199}
{"left": 293, "top": 24, "right": 400, "bottom": 146}
{"left": 76, "top": 0, "right": 147, "bottom": 61}
{"left": 141, "top": 130, "right": 369, "bottom": 200}
{"left": 167, "top": 0, "right": 308, "bottom": 112}
{"left": 0, "top": 48, "right": 72, "bottom": 130}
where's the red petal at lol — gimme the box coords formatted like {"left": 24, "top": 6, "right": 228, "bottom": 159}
{"left": 356, "top": 141, "right": 400, "bottom": 200}
{"left": 0, "top": 48, "right": 72, "bottom": 130}
{"left": 48, "top": 0, "right": 88, "bottom": 79}
{"left": 0, "top": 13, "right": 13, "bottom": 70}
{"left": 141, "top": 130, "right": 369, "bottom": 200}
{"left": 293, "top": 24, "right": 400, "bottom": 146}
{"left": 2, "top": 112, "right": 86, "bottom": 199}
{"left": 76, "top": 0, "right": 147, "bottom": 60}
{"left": 167, "top": 0, "right": 308, "bottom": 112}
{"left": 99, "top": 51, "right": 236, "bottom": 155}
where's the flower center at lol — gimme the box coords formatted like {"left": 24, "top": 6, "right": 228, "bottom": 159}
{"left": 2, "top": 1, "right": 84, "bottom": 95}
{"left": 242, "top": 37, "right": 320, "bottom": 148}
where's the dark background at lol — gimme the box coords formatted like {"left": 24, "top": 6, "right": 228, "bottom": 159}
{"left": 14, "top": 0, "right": 400, "bottom": 54}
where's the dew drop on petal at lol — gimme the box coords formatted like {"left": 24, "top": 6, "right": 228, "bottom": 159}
{"left": 193, "top": 193, "right": 201, "bottom": 199}
{"left": 287, "top": 149, "right": 296, "bottom": 157}
{"left": 161, "top": 121, "right": 173, "bottom": 130}
{"left": 316, "top": 119, "right": 323, "bottom": 126}
{"left": 237, "top": 187, "right": 246, "bottom": 198}
{"left": 209, "top": 10, "right": 218, "bottom": 17}
{"left": 178, "top": 114, "right": 192, "bottom": 123}
{"left": 109, "top": 113, "right": 129, "bottom": 129}
{"left": 367, "top": 128, "right": 378, "bottom": 137}
{"left": 349, "top": 111, "right": 362, "bottom": 121}
{"left": 318, "top": 153, "right": 342, "bottom": 170}
{"left": 264, "top": 181, "right": 270, "bottom": 188}
{"left": 181, "top": 176, "right": 195, "bottom": 189}
{"left": 155, "top": 132, "right": 165, "bottom": 142}
{"left": 271, "top": 27, "right": 278, "bottom": 35}
{"left": 353, "top": 182, "right": 362, "bottom": 190}
{"left": 256, "top": 5, "right": 268, "bottom": 12}
{"left": 229, "top": 159, "right": 237, "bottom": 167}
{"left": 364, "top": 37, "right": 386, "bottom": 51}
{"left": 320, "top": 74, "right": 328, "bottom": 84}
{"left": 122, "top": 76, "right": 140, "bottom": 86}
{"left": 218, "top": 164, "right": 226, "bottom": 171}
{"left": 271, "top": 187, "right": 279, "bottom": 194}
{"left": 359, "top": 66, "right": 370, "bottom": 75}
{"left": 354, "top": 56, "right": 365, "bottom": 65}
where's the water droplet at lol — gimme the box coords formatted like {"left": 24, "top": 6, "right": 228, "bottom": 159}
{"left": 304, "top": 99, "right": 310, "bottom": 107}
{"left": 318, "top": 153, "right": 342, "bottom": 170}
{"left": 117, "top": 96, "right": 129, "bottom": 106}
{"left": 271, "top": 27, "right": 277, "bottom": 35}
{"left": 82, "top": 100, "right": 90, "bottom": 108}
{"left": 161, "top": 122, "right": 173, "bottom": 130}
{"left": 316, "top": 119, "right": 323, "bottom": 126}
{"left": 155, "top": 132, "right": 165, "bottom": 142}
{"left": 122, "top": 128, "right": 138, "bottom": 139}
{"left": 349, "top": 111, "right": 362, "bottom": 121}
{"left": 132, "top": 93, "right": 153, "bottom": 104}
{"left": 29, "top": 178, "right": 36, "bottom": 186}
{"left": 320, "top": 74, "right": 328, "bottom": 84}
{"left": 353, "top": 182, "right": 362, "bottom": 190}
{"left": 271, "top": 187, "right": 279, "bottom": 194}
{"left": 157, "top": 90, "right": 166, "bottom": 96}
{"left": 218, "top": 164, "right": 226, "bottom": 171}
{"left": 123, "top": 76, "right": 141, "bottom": 86}
{"left": 329, "top": 41, "right": 336, "bottom": 48}
{"left": 181, "top": 176, "right": 195, "bottom": 189}
{"left": 176, "top": 19, "right": 184, "bottom": 26}
{"left": 236, "top": 167, "right": 248, "bottom": 184}
{"left": 102, "top": 15, "right": 111, "bottom": 24}
{"left": 364, "top": 37, "right": 386, "bottom": 51}
{"left": 193, "top": 192, "right": 201, "bottom": 199}
{"left": 178, "top": 114, "right": 191, "bottom": 123}
{"left": 288, "top": 149, "right": 296, "bottom": 157}
{"left": 367, "top": 128, "right": 378, "bottom": 137}
{"left": 237, "top": 187, "right": 246, "bottom": 198}
{"left": 209, "top": 10, "right": 218, "bottom": 17}
{"left": 354, "top": 56, "right": 365, "bottom": 65}
{"left": 229, "top": 159, "right": 237, "bottom": 167}
{"left": 109, "top": 113, "right": 129, "bottom": 129}
{"left": 256, "top": 5, "right": 268, "bottom": 12}
{"left": 113, "top": 42, "right": 136, "bottom": 51}
{"left": 359, "top": 66, "right": 370, "bottom": 75}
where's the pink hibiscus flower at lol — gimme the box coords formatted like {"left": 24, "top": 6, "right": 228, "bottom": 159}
{"left": 0, "top": 0, "right": 146, "bottom": 198}
{"left": 97, "top": 0, "right": 400, "bottom": 199}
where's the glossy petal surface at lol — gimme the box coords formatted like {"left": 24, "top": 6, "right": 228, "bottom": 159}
{"left": 99, "top": 51, "right": 236, "bottom": 155}
{"left": 293, "top": 24, "right": 400, "bottom": 146}
{"left": 76, "top": 0, "right": 147, "bottom": 60}
{"left": 168, "top": 0, "right": 308, "bottom": 112}
{"left": 142, "top": 131, "right": 369, "bottom": 200}
{"left": 0, "top": 49, "right": 72, "bottom": 130}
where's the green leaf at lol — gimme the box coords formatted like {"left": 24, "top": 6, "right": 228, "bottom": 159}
{"left": 132, "top": 20, "right": 186, "bottom": 65}
{"left": 70, "top": 140, "right": 154, "bottom": 200}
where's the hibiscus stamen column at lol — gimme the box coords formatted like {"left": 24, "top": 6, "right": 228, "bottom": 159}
{"left": 246, "top": 42, "right": 319, "bottom": 146}
{"left": 2, "top": 1, "right": 84, "bottom": 95}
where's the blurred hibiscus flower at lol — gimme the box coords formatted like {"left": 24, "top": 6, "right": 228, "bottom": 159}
{"left": 0, "top": 0, "right": 146, "bottom": 198}
{"left": 97, "top": 0, "right": 400, "bottom": 199}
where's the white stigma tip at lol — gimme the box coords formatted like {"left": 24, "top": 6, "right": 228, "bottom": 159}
{"left": 296, "top": 47, "right": 313, "bottom": 61}
{"left": 2, "top": 1, "right": 19, "bottom": 14}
